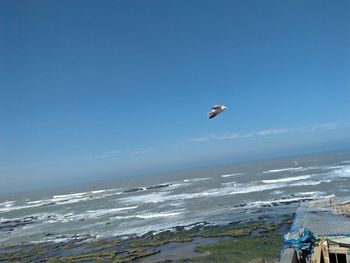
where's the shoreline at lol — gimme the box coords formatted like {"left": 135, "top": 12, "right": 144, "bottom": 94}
{"left": 0, "top": 214, "right": 293, "bottom": 262}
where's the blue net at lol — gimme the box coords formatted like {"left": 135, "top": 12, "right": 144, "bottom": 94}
{"left": 283, "top": 228, "right": 317, "bottom": 260}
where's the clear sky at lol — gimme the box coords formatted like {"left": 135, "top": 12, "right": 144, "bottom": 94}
{"left": 1, "top": 0, "right": 349, "bottom": 193}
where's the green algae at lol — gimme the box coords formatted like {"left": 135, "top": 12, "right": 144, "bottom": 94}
{"left": 192, "top": 232, "right": 282, "bottom": 262}
{"left": 188, "top": 217, "right": 293, "bottom": 263}
{"left": 0, "top": 215, "right": 292, "bottom": 262}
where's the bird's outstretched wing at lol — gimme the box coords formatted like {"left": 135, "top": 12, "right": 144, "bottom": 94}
{"left": 208, "top": 113, "right": 218, "bottom": 119}
{"left": 212, "top": 105, "right": 222, "bottom": 109}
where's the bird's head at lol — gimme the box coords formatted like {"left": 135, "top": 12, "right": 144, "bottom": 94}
{"left": 222, "top": 105, "right": 228, "bottom": 110}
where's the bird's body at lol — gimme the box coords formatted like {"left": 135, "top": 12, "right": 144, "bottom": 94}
{"left": 207, "top": 104, "right": 227, "bottom": 119}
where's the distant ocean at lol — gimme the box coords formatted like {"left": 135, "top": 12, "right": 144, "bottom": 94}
{"left": 1, "top": 151, "right": 349, "bottom": 247}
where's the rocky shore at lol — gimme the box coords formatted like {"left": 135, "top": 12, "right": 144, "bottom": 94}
{"left": 0, "top": 214, "right": 292, "bottom": 262}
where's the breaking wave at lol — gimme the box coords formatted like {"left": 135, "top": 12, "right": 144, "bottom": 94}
{"left": 221, "top": 173, "right": 242, "bottom": 178}
{"left": 183, "top": 177, "right": 212, "bottom": 182}
{"left": 246, "top": 192, "right": 334, "bottom": 208}
{"left": 118, "top": 182, "right": 284, "bottom": 205}
{"left": 262, "top": 175, "right": 311, "bottom": 184}
{"left": 113, "top": 210, "right": 184, "bottom": 220}
{"left": 0, "top": 188, "right": 124, "bottom": 213}
{"left": 262, "top": 167, "right": 304, "bottom": 174}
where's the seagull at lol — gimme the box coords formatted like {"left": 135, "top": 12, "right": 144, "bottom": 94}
{"left": 207, "top": 104, "right": 228, "bottom": 119}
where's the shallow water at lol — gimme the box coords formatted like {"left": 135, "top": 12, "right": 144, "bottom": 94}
{"left": 137, "top": 236, "right": 232, "bottom": 263}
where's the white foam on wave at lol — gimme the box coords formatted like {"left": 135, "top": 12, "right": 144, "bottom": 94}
{"left": 0, "top": 201, "right": 18, "bottom": 212}
{"left": 0, "top": 212, "right": 54, "bottom": 226}
{"left": 0, "top": 189, "right": 122, "bottom": 213}
{"left": 52, "top": 192, "right": 88, "bottom": 201}
{"left": 113, "top": 210, "right": 184, "bottom": 220}
{"left": 0, "top": 203, "right": 45, "bottom": 213}
{"left": 262, "top": 167, "right": 304, "bottom": 174}
{"left": 261, "top": 165, "right": 349, "bottom": 186}
{"left": 0, "top": 201, "right": 15, "bottom": 208}
{"left": 285, "top": 165, "right": 350, "bottom": 186}
{"left": 84, "top": 206, "right": 138, "bottom": 219}
{"left": 229, "top": 183, "right": 282, "bottom": 195}
{"left": 290, "top": 179, "right": 332, "bottom": 186}
{"left": 11, "top": 188, "right": 124, "bottom": 212}
{"left": 293, "top": 191, "right": 324, "bottom": 196}
{"left": 183, "top": 177, "right": 212, "bottom": 182}
{"left": 262, "top": 175, "right": 311, "bottom": 184}
{"left": 275, "top": 165, "right": 328, "bottom": 173}
{"left": 329, "top": 165, "right": 350, "bottom": 178}
{"left": 119, "top": 192, "right": 168, "bottom": 204}
{"left": 91, "top": 187, "right": 123, "bottom": 194}
{"left": 36, "top": 234, "right": 94, "bottom": 244}
{"left": 1, "top": 206, "right": 139, "bottom": 225}
{"left": 221, "top": 173, "right": 242, "bottom": 178}
{"left": 43, "top": 206, "right": 140, "bottom": 223}
{"left": 108, "top": 218, "right": 194, "bottom": 237}
{"left": 136, "top": 211, "right": 183, "bottom": 219}
{"left": 25, "top": 196, "right": 91, "bottom": 206}
{"left": 57, "top": 197, "right": 91, "bottom": 205}
{"left": 119, "top": 181, "right": 285, "bottom": 205}
{"left": 246, "top": 198, "right": 301, "bottom": 208}
{"left": 246, "top": 191, "right": 332, "bottom": 208}
{"left": 91, "top": 190, "right": 106, "bottom": 194}
{"left": 119, "top": 188, "right": 228, "bottom": 204}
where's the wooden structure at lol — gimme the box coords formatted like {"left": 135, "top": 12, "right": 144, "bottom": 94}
{"left": 280, "top": 197, "right": 350, "bottom": 263}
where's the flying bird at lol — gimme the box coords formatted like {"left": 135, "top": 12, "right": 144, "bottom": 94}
{"left": 207, "top": 104, "right": 227, "bottom": 119}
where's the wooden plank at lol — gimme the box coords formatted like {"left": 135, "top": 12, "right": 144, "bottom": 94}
{"left": 321, "top": 240, "right": 330, "bottom": 263}
{"left": 310, "top": 245, "right": 322, "bottom": 263}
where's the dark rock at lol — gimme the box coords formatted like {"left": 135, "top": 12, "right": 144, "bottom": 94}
{"left": 146, "top": 184, "right": 171, "bottom": 190}
{"left": 42, "top": 202, "right": 56, "bottom": 207}
{"left": 123, "top": 188, "right": 144, "bottom": 193}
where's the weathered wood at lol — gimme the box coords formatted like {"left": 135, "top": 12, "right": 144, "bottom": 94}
{"left": 310, "top": 244, "right": 322, "bottom": 263}
{"left": 280, "top": 248, "right": 298, "bottom": 263}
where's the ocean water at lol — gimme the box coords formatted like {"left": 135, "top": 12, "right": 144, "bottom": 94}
{"left": 1, "top": 151, "right": 349, "bottom": 247}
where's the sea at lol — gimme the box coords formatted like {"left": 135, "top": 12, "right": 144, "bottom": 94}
{"left": 1, "top": 151, "right": 350, "bottom": 248}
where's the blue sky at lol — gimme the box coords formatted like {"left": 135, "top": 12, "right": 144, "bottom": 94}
{"left": 0, "top": 0, "right": 349, "bottom": 192}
